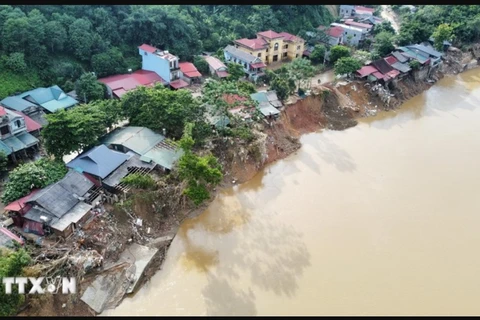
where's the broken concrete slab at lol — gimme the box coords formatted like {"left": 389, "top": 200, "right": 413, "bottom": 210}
{"left": 148, "top": 235, "right": 174, "bottom": 248}
{"left": 116, "top": 243, "right": 159, "bottom": 294}
{"left": 80, "top": 269, "right": 128, "bottom": 313}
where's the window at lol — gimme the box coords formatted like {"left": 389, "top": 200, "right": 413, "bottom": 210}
{"left": 283, "top": 52, "right": 288, "bottom": 58}
{"left": 266, "top": 48, "right": 269, "bottom": 53}
{"left": 297, "top": 45, "right": 301, "bottom": 50}
{"left": 354, "top": 34, "right": 356, "bottom": 37}
{"left": 144, "top": 51, "right": 147, "bottom": 56}
{"left": 15, "top": 120, "right": 22, "bottom": 128}
{"left": 0, "top": 125, "right": 9, "bottom": 135}
{"left": 258, "top": 53, "right": 261, "bottom": 57}
{"left": 274, "top": 43, "right": 279, "bottom": 51}
{"left": 296, "top": 54, "right": 299, "bottom": 58}
{"left": 250, "top": 52, "right": 253, "bottom": 55}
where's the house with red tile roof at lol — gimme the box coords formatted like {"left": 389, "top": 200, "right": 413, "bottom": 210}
{"left": 233, "top": 29, "right": 305, "bottom": 65}
{"left": 317, "top": 25, "right": 345, "bottom": 46}
{"left": 98, "top": 70, "right": 167, "bottom": 99}
{"left": 204, "top": 56, "right": 229, "bottom": 78}
{"left": 178, "top": 62, "right": 202, "bottom": 84}
{"left": 344, "top": 19, "right": 373, "bottom": 33}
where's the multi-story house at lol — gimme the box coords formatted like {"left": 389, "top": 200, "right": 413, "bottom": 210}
{"left": 233, "top": 30, "right": 305, "bottom": 65}
{"left": 138, "top": 44, "right": 189, "bottom": 89}
{"left": 339, "top": 5, "right": 355, "bottom": 17}
{"left": 223, "top": 45, "right": 266, "bottom": 82}
{"left": 330, "top": 23, "right": 365, "bottom": 47}
{"left": 0, "top": 106, "right": 40, "bottom": 163}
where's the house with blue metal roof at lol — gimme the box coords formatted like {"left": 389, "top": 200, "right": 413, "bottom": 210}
{"left": 1, "top": 85, "right": 78, "bottom": 123}
{"left": 66, "top": 144, "right": 130, "bottom": 186}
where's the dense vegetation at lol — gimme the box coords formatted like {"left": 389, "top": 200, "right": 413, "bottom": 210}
{"left": 394, "top": 5, "right": 480, "bottom": 47}
{"left": 0, "top": 5, "right": 334, "bottom": 100}
{"left": 0, "top": 248, "right": 32, "bottom": 316}
{"left": 1, "top": 159, "right": 68, "bottom": 204}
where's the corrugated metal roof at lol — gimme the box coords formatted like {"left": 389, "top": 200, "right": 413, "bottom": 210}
{"left": 67, "top": 145, "right": 130, "bottom": 179}
{"left": 58, "top": 170, "right": 94, "bottom": 196}
{"left": 0, "top": 227, "right": 24, "bottom": 248}
{"left": 204, "top": 56, "right": 227, "bottom": 71}
{"left": 101, "top": 126, "right": 166, "bottom": 156}
{"left": 102, "top": 153, "right": 156, "bottom": 188}
{"left": 4, "top": 189, "right": 41, "bottom": 213}
{"left": 2, "top": 135, "right": 27, "bottom": 153}
{"left": 250, "top": 92, "right": 269, "bottom": 102}
{"left": 0, "top": 140, "right": 12, "bottom": 155}
{"left": 224, "top": 45, "right": 260, "bottom": 63}
{"left": 258, "top": 103, "right": 281, "bottom": 117}
{"left": 50, "top": 201, "right": 92, "bottom": 232}
{"left": 141, "top": 140, "right": 183, "bottom": 170}
{"left": 28, "top": 184, "right": 79, "bottom": 218}
{"left": 406, "top": 44, "right": 442, "bottom": 58}
{"left": 1, "top": 96, "right": 37, "bottom": 112}
{"left": 391, "top": 61, "right": 411, "bottom": 73}
{"left": 356, "top": 65, "right": 378, "bottom": 77}
{"left": 15, "top": 132, "right": 39, "bottom": 148}
{"left": 392, "top": 51, "right": 408, "bottom": 63}
{"left": 19, "top": 85, "right": 78, "bottom": 113}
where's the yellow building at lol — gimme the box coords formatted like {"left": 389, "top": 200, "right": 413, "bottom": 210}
{"left": 234, "top": 30, "right": 305, "bottom": 65}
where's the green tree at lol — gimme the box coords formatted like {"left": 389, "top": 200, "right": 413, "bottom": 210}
{"left": 237, "top": 81, "right": 257, "bottom": 94}
{"left": 432, "top": 23, "right": 454, "bottom": 50}
{"left": 373, "top": 21, "right": 396, "bottom": 35}
{"left": 1, "top": 159, "right": 67, "bottom": 204}
{"left": 285, "top": 58, "right": 316, "bottom": 91}
{"left": 329, "top": 45, "right": 351, "bottom": 64}
{"left": 121, "top": 173, "right": 156, "bottom": 189}
{"left": 75, "top": 73, "right": 105, "bottom": 103}
{"left": 121, "top": 86, "right": 208, "bottom": 141}
{"left": 373, "top": 31, "right": 396, "bottom": 57}
{"left": 44, "top": 20, "right": 67, "bottom": 53}
{"left": 0, "top": 151, "right": 7, "bottom": 173}
{"left": 409, "top": 60, "right": 421, "bottom": 70}
{"left": 91, "top": 47, "right": 127, "bottom": 78}
{"left": 177, "top": 123, "right": 223, "bottom": 206}
{"left": 69, "top": 18, "right": 94, "bottom": 61}
{"left": 193, "top": 56, "right": 210, "bottom": 75}
{"left": 270, "top": 76, "right": 295, "bottom": 102}
{"left": 42, "top": 104, "right": 108, "bottom": 159}
{"left": 227, "top": 62, "right": 245, "bottom": 81}
{"left": 309, "top": 44, "right": 326, "bottom": 64}
{"left": 91, "top": 99, "right": 123, "bottom": 130}
{"left": 334, "top": 57, "right": 362, "bottom": 76}
{"left": 352, "top": 50, "right": 371, "bottom": 65}
{"left": 0, "top": 248, "right": 32, "bottom": 316}
{"left": 4, "top": 52, "right": 27, "bottom": 73}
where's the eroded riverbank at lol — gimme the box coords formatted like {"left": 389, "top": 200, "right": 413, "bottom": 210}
{"left": 102, "top": 69, "right": 480, "bottom": 315}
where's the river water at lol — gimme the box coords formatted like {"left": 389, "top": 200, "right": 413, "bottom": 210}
{"left": 104, "top": 69, "right": 480, "bottom": 316}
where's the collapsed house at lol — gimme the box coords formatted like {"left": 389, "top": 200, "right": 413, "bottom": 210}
{"left": 4, "top": 170, "right": 100, "bottom": 238}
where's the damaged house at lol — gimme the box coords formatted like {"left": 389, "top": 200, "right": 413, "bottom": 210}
{"left": 66, "top": 143, "right": 156, "bottom": 194}
{"left": 101, "top": 126, "right": 182, "bottom": 175}
{"left": 11, "top": 170, "right": 99, "bottom": 238}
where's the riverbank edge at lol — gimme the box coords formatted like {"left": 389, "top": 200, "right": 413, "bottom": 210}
{"left": 127, "top": 63, "right": 479, "bottom": 311}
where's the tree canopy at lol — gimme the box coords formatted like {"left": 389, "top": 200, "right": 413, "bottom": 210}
{"left": 121, "top": 85, "right": 208, "bottom": 141}
{"left": 373, "top": 31, "right": 396, "bottom": 57}
{"left": 0, "top": 5, "right": 334, "bottom": 100}
{"left": 432, "top": 23, "right": 454, "bottom": 50}
{"left": 0, "top": 248, "right": 32, "bottom": 316}
{"left": 177, "top": 122, "right": 223, "bottom": 206}
{"left": 329, "top": 45, "right": 351, "bottom": 64}
{"left": 334, "top": 57, "right": 362, "bottom": 76}
{"left": 1, "top": 159, "right": 67, "bottom": 204}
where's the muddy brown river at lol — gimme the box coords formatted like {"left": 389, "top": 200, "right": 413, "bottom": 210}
{"left": 104, "top": 69, "right": 480, "bottom": 316}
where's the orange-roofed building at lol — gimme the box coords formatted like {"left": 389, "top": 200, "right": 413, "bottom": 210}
{"left": 233, "top": 30, "right": 305, "bottom": 65}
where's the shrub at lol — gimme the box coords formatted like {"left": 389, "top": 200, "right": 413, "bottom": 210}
{"left": 120, "top": 173, "right": 156, "bottom": 189}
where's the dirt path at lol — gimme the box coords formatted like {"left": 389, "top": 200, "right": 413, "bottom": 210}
{"left": 380, "top": 5, "right": 400, "bottom": 33}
